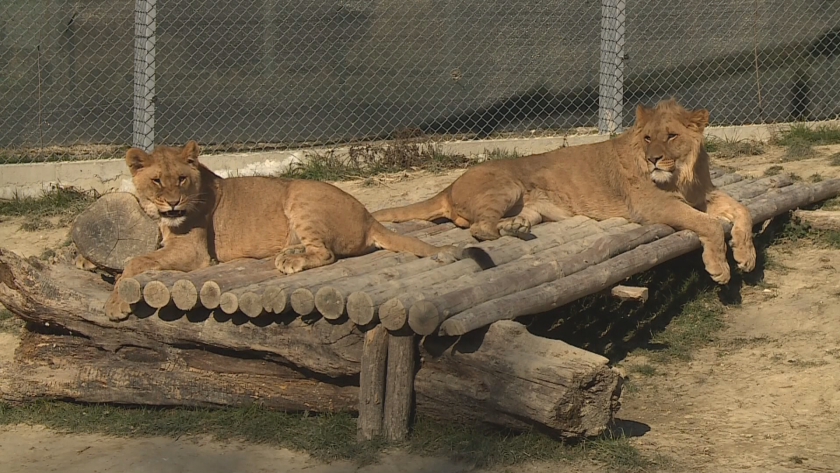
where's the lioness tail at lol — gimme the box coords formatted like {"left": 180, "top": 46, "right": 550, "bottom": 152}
{"left": 371, "top": 188, "right": 451, "bottom": 223}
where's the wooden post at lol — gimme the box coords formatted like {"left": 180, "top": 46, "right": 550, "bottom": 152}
{"left": 357, "top": 326, "right": 389, "bottom": 441}
{"left": 598, "top": 0, "right": 626, "bottom": 135}
{"left": 383, "top": 332, "right": 416, "bottom": 442}
{"left": 133, "top": 0, "right": 156, "bottom": 151}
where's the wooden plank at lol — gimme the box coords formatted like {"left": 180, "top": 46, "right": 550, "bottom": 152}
{"left": 383, "top": 333, "right": 415, "bottom": 442}
{"left": 357, "top": 326, "right": 389, "bottom": 441}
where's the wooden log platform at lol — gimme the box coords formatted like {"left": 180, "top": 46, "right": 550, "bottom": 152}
{"left": 2, "top": 168, "right": 839, "bottom": 441}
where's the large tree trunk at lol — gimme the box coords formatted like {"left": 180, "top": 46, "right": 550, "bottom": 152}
{"left": 0, "top": 249, "right": 621, "bottom": 438}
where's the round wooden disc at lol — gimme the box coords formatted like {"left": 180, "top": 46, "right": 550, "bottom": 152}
{"left": 71, "top": 192, "right": 160, "bottom": 272}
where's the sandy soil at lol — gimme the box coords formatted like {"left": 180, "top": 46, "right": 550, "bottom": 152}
{"left": 2, "top": 144, "right": 840, "bottom": 472}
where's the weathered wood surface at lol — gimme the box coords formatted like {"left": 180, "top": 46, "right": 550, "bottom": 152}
{"left": 611, "top": 285, "right": 649, "bottom": 302}
{"left": 438, "top": 178, "right": 840, "bottom": 336}
{"left": 357, "top": 326, "right": 389, "bottom": 441}
{"left": 383, "top": 333, "right": 415, "bottom": 442}
{"left": 71, "top": 192, "right": 160, "bottom": 273}
{"left": 793, "top": 209, "right": 840, "bottom": 231}
{"left": 0, "top": 251, "right": 620, "bottom": 437}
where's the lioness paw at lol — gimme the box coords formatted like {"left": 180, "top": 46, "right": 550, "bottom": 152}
{"left": 431, "top": 248, "right": 460, "bottom": 264}
{"left": 705, "top": 260, "right": 731, "bottom": 285}
{"left": 498, "top": 216, "right": 532, "bottom": 239}
{"left": 104, "top": 293, "right": 131, "bottom": 322}
{"left": 282, "top": 244, "right": 306, "bottom": 255}
{"left": 733, "top": 244, "right": 757, "bottom": 272}
{"left": 275, "top": 253, "right": 306, "bottom": 274}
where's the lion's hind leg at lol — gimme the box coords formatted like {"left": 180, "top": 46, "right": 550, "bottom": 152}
{"left": 274, "top": 225, "right": 335, "bottom": 275}
{"left": 497, "top": 206, "right": 543, "bottom": 238}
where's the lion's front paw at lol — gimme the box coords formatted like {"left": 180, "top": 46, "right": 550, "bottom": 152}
{"left": 282, "top": 244, "right": 306, "bottom": 255}
{"left": 703, "top": 256, "right": 731, "bottom": 285}
{"left": 498, "top": 216, "right": 532, "bottom": 239}
{"left": 733, "top": 242, "right": 757, "bottom": 272}
{"left": 104, "top": 292, "right": 131, "bottom": 322}
{"left": 275, "top": 253, "right": 306, "bottom": 274}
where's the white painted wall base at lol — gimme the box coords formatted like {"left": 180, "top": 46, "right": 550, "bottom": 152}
{"left": 0, "top": 120, "right": 819, "bottom": 200}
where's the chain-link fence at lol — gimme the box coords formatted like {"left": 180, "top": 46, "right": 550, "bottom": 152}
{"left": 1, "top": 0, "right": 839, "bottom": 164}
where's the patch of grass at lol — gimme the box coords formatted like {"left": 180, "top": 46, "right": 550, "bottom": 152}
{"left": 772, "top": 123, "right": 840, "bottom": 147}
{"left": 0, "top": 187, "right": 97, "bottom": 230}
{"left": 0, "top": 401, "right": 660, "bottom": 471}
{"left": 626, "top": 363, "right": 658, "bottom": 377}
{"left": 763, "top": 165, "right": 784, "bottom": 176}
{"left": 809, "top": 173, "right": 824, "bottom": 183}
{"left": 0, "top": 308, "right": 23, "bottom": 334}
{"left": 705, "top": 136, "right": 764, "bottom": 159}
{"left": 280, "top": 136, "right": 471, "bottom": 181}
{"left": 482, "top": 147, "right": 522, "bottom": 161}
{"left": 829, "top": 152, "right": 840, "bottom": 166}
{"left": 781, "top": 140, "right": 817, "bottom": 161}
{"left": 786, "top": 359, "right": 829, "bottom": 369}
{"left": 644, "top": 291, "right": 726, "bottom": 362}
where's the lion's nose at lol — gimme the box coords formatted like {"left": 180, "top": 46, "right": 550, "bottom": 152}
{"left": 165, "top": 199, "right": 180, "bottom": 209}
{"left": 647, "top": 155, "right": 663, "bottom": 165}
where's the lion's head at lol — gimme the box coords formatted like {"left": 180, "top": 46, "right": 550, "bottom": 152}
{"left": 634, "top": 98, "right": 709, "bottom": 188}
{"left": 125, "top": 140, "right": 205, "bottom": 227}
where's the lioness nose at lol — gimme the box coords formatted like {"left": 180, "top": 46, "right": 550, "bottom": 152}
{"left": 647, "top": 155, "right": 663, "bottom": 165}
{"left": 166, "top": 198, "right": 180, "bottom": 209}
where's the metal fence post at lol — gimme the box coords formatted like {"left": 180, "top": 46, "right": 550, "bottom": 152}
{"left": 598, "top": 0, "right": 626, "bottom": 135}
{"left": 133, "top": 0, "right": 156, "bottom": 152}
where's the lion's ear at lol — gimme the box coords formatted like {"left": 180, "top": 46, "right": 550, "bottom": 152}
{"left": 686, "top": 108, "right": 710, "bottom": 133}
{"left": 125, "top": 148, "right": 151, "bottom": 176}
{"left": 635, "top": 104, "right": 652, "bottom": 125}
{"left": 182, "top": 140, "right": 200, "bottom": 167}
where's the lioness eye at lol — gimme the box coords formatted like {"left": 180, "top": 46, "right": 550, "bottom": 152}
{"left": 667, "top": 133, "right": 678, "bottom": 140}
{"left": 178, "top": 176, "right": 186, "bottom": 185}
{"left": 644, "top": 135, "right": 651, "bottom": 143}
{"left": 152, "top": 178, "right": 161, "bottom": 186}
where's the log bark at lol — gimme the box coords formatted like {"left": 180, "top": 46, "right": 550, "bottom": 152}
{"left": 400, "top": 223, "right": 663, "bottom": 335}
{"left": 712, "top": 173, "right": 744, "bottom": 187}
{"left": 611, "top": 285, "right": 649, "bottom": 302}
{"left": 721, "top": 174, "right": 793, "bottom": 201}
{"left": 71, "top": 192, "right": 160, "bottom": 272}
{"left": 383, "top": 333, "right": 415, "bottom": 442}
{"left": 346, "top": 217, "right": 631, "bottom": 326}
{"left": 0, "top": 249, "right": 620, "bottom": 437}
{"left": 439, "top": 179, "right": 840, "bottom": 336}
{"left": 357, "top": 326, "right": 389, "bottom": 441}
{"left": 793, "top": 209, "right": 840, "bottom": 231}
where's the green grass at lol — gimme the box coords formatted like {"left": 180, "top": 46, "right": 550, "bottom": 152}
{"left": 705, "top": 136, "right": 764, "bottom": 159}
{"left": 809, "top": 173, "right": 824, "bottom": 183}
{"left": 482, "top": 147, "right": 522, "bottom": 161}
{"left": 781, "top": 140, "right": 817, "bottom": 161}
{"left": 0, "top": 308, "right": 22, "bottom": 334}
{"left": 0, "top": 401, "right": 659, "bottom": 471}
{"left": 771, "top": 123, "right": 840, "bottom": 147}
{"left": 643, "top": 291, "right": 726, "bottom": 362}
{"left": 830, "top": 152, "right": 840, "bottom": 166}
{"left": 626, "top": 363, "right": 658, "bottom": 377}
{"left": 0, "top": 187, "right": 97, "bottom": 231}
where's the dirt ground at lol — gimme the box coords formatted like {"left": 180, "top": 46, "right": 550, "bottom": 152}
{"left": 2, "top": 143, "right": 840, "bottom": 472}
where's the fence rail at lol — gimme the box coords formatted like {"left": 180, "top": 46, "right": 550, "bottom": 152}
{"left": 1, "top": 0, "right": 839, "bottom": 163}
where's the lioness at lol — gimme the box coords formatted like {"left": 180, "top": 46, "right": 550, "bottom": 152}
{"left": 104, "top": 140, "right": 489, "bottom": 321}
{"left": 373, "top": 99, "right": 756, "bottom": 284}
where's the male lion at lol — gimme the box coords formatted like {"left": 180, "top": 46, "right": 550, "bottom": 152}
{"left": 104, "top": 140, "right": 489, "bottom": 321}
{"left": 373, "top": 99, "right": 756, "bottom": 284}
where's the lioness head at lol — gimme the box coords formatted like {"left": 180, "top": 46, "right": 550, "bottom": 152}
{"left": 634, "top": 98, "right": 709, "bottom": 187}
{"left": 125, "top": 140, "right": 204, "bottom": 227}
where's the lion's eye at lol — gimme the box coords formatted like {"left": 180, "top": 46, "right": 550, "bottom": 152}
{"left": 178, "top": 176, "right": 186, "bottom": 185}
{"left": 152, "top": 178, "right": 162, "bottom": 186}
{"left": 667, "top": 133, "right": 678, "bottom": 140}
{"left": 644, "top": 135, "right": 651, "bottom": 143}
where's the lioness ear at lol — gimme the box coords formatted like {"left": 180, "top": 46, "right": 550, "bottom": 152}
{"left": 125, "top": 148, "right": 150, "bottom": 176}
{"left": 635, "top": 104, "right": 652, "bottom": 126}
{"left": 686, "top": 108, "right": 710, "bottom": 133}
{"left": 182, "top": 140, "right": 200, "bottom": 167}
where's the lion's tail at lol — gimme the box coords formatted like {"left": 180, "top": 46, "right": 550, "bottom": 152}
{"left": 368, "top": 222, "right": 494, "bottom": 270}
{"left": 371, "top": 188, "right": 452, "bottom": 223}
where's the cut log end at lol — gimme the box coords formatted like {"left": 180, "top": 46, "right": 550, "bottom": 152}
{"left": 117, "top": 277, "right": 142, "bottom": 305}
{"left": 171, "top": 279, "right": 198, "bottom": 311}
{"left": 290, "top": 288, "right": 316, "bottom": 316}
{"left": 379, "top": 298, "right": 409, "bottom": 332}
{"left": 793, "top": 209, "right": 840, "bottom": 231}
{"left": 610, "top": 285, "right": 649, "bottom": 303}
{"left": 239, "top": 292, "right": 264, "bottom": 318}
{"left": 199, "top": 281, "right": 222, "bottom": 309}
{"left": 408, "top": 300, "right": 443, "bottom": 336}
{"left": 219, "top": 292, "right": 239, "bottom": 315}
{"left": 347, "top": 292, "right": 376, "bottom": 326}
{"left": 261, "top": 286, "right": 287, "bottom": 314}
{"left": 143, "top": 280, "right": 170, "bottom": 309}
{"left": 314, "top": 286, "right": 346, "bottom": 320}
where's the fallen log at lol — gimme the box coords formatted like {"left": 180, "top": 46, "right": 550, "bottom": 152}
{"left": 0, "top": 249, "right": 620, "bottom": 437}
{"left": 71, "top": 192, "right": 160, "bottom": 273}
{"left": 713, "top": 173, "right": 745, "bottom": 187}
{"left": 439, "top": 179, "right": 840, "bottom": 336}
{"left": 793, "top": 209, "right": 840, "bottom": 231}
{"left": 721, "top": 174, "right": 793, "bottom": 201}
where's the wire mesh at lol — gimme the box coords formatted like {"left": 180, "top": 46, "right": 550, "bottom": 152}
{"left": 0, "top": 0, "right": 839, "bottom": 164}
